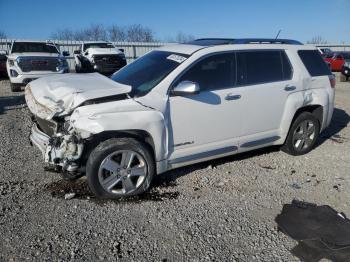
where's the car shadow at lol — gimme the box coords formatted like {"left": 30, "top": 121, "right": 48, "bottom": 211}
{"left": 0, "top": 95, "right": 26, "bottom": 115}
{"left": 317, "top": 107, "right": 350, "bottom": 147}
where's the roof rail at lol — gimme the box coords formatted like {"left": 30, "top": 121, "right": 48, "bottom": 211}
{"left": 233, "top": 38, "right": 303, "bottom": 45}
{"left": 187, "top": 38, "right": 303, "bottom": 46}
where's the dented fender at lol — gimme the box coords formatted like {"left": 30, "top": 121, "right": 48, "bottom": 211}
{"left": 280, "top": 87, "right": 331, "bottom": 140}
{"left": 70, "top": 101, "right": 167, "bottom": 162}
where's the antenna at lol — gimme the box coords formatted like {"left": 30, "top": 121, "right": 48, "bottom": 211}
{"left": 275, "top": 30, "right": 282, "bottom": 39}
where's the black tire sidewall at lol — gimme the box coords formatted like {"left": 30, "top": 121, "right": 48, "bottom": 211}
{"left": 86, "top": 138, "right": 155, "bottom": 198}
{"left": 283, "top": 112, "right": 320, "bottom": 156}
{"left": 10, "top": 83, "right": 21, "bottom": 92}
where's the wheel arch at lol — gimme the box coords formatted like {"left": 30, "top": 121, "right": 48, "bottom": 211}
{"left": 292, "top": 105, "right": 323, "bottom": 127}
{"left": 282, "top": 104, "right": 324, "bottom": 144}
{"left": 82, "top": 129, "right": 157, "bottom": 168}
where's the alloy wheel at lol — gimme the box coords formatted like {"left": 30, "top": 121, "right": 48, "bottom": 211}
{"left": 292, "top": 120, "right": 316, "bottom": 151}
{"left": 98, "top": 150, "right": 147, "bottom": 195}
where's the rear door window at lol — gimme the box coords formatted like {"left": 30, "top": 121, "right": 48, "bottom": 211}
{"left": 298, "top": 50, "right": 332, "bottom": 77}
{"left": 176, "top": 53, "right": 235, "bottom": 91}
{"left": 236, "top": 50, "right": 292, "bottom": 86}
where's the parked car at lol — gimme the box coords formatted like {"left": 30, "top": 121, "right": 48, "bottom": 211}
{"left": 324, "top": 52, "right": 350, "bottom": 72}
{"left": 25, "top": 38, "right": 335, "bottom": 198}
{"left": 6, "top": 40, "right": 69, "bottom": 92}
{"left": 73, "top": 41, "right": 127, "bottom": 75}
{"left": 341, "top": 60, "right": 350, "bottom": 82}
{"left": 317, "top": 47, "right": 332, "bottom": 56}
{"left": 0, "top": 51, "right": 7, "bottom": 77}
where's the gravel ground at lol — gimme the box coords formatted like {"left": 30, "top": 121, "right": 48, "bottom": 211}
{"left": 1, "top": 76, "right": 350, "bottom": 262}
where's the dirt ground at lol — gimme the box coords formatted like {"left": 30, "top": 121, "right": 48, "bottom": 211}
{"left": 1, "top": 75, "right": 350, "bottom": 261}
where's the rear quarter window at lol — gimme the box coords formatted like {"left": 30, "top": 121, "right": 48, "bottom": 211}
{"left": 298, "top": 50, "right": 332, "bottom": 77}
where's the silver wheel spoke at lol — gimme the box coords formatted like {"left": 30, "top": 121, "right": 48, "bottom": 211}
{"left": 307, "top": 124, "right": 315, "bottom": 135}
{"left": 121, "top": 152, "right": 134, "bottom": 168}
{"left": 294, "top": 132, "right": 303, "bottom": 140}
{"left": 122, "top": 177, "right": 136, "bottom": 193}
{"left": 301, "top": 121, "right": 308, "bottom": 132}
{"left": 101, "top": 158, "right": 120, "bottom": 173}
{"left": 305, "top": 137, "right": 313, "bottom": 147}
{"left": 297, "top": 139, "right": 305, "bottom": 150}
{"left": 130, "top": 167, "right": 146, "bottom": 177}
{"left": 103, "top": 175, "right": 121, "bottom": 191}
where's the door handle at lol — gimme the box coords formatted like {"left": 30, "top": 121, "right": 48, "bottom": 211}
{"left": 284, "top": 85, "right": 296, "bottom": 91}
{"left": 225, "top": 94, "right": 241, "bottom": 101}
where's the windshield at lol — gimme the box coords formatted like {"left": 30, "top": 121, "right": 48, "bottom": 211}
{"left": 83, "top": 43, "right": 114, "bottom": 51}
{"left": 11, "top": 42, "right": 59, "bottom": 53}
{"left": 111, "top": 51, "right": 189, "bottom": 97}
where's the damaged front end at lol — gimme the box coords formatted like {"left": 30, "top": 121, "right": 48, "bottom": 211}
{"left": 26, "top": 86, "right": 86, "bottom": 179}
{"left": 30, "top": 120, "right": 85, "bottom": 178}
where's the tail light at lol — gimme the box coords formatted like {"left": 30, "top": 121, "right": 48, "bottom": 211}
{"left": 329, "top": 74, "right": 336, "bottom": 88}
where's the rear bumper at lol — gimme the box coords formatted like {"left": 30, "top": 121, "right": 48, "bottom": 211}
{"left": 30, "top": 123, "right": 50, "bottom": 158}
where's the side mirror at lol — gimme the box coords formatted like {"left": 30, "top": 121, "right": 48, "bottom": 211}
{"left": 118, "top": 48, "right": 125, "bottom": 53}
{"left": 62, "top": 51, "right": 70, "bottom": 56}
{"left": 171, "top": 81, "right": 200, "bottom": 96}
{"left": 73, "top": 50, "right": 80, "bottom": 55}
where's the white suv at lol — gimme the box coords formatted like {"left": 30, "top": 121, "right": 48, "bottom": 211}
{"left": 25, "top": 38, "right": 335, "bottom": 198}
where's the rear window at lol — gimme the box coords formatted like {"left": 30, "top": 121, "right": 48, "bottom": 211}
{"left": 236, "top": 50, "right": 292, "bottom": 86}
{"left": 298, "top": 50, "right": 331, "bottom": 77}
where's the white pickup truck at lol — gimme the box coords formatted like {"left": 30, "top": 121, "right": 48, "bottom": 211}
{"left": 6, "top": 40, "right": 69, "bottom": 92}
{"left": 73, "top": 41, "right": 127, "bottom": 75}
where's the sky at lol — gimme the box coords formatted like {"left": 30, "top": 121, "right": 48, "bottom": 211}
{"left": 0, "top": 0, "right": 349, "bottom": 43}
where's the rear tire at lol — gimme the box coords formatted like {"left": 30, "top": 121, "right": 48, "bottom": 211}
{"left": 75, "top": 64, "right": 82, "bottom": 73}
{"left": 10, "top": 83, "right": 22, "bottom": 92}
{"left": 281, "top": 112, "right": 320, "bottom": 156}
{"left": 86, "top": 138, "right": 155, "bottom": 199}
{"left": 340, "top": 74, "right": 347, "bottom": 82}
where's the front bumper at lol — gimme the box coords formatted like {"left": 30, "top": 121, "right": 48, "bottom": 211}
{"left": 30, "top": 123, "right": 50, "bottom": 159}
{"left": 30, "top": 122, "right": 84, "bottom": 171}
{"left": 8, "top": 69, "right": 68, "bottom": 84}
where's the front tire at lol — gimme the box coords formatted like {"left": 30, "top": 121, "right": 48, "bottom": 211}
{"left": 282, "top": 112, "right": 320, "bottom": 156}
{"left": 86, "top": 138, "right": 155, "bottom": 198}
{"left": 10, "top": 83, "right": 22, "bottom": 92}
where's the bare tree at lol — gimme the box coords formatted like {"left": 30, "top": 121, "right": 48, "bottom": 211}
{"left": 0, "top": 30, "right": 7, "bottom": 39}
{"left": 50, "top": 24, "right": 155, "bottom": 42}
{"left": 108, "top": 25, "right": 126, "bottom": 42}
{"left": 175, "top": 32, "right": 195, "bottom": 43}
{"left": 307, "top": 36, "right": 328, "bottom": 45}
{"left": 126, "top": 24, "right": 155, "bottom": 42}
{"left": 79, "top": 24, "right": 107, "bottom": 41}
{"left": 50, "top": 28, "right": 75, "bottom": 40}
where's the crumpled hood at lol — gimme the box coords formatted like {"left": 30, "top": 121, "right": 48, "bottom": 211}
{"left": 26, "top": 73, "right": 131, "bottom": 118}
{"left": 86, "top": 48, "right": 123, "bottom": 56}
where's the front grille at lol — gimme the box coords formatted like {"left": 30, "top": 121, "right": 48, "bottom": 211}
{"left": 18, "top": 57, "right": 60, "bottom": 72}
{"left": 93, "top": 55, "right": 126, "bottom": 72}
